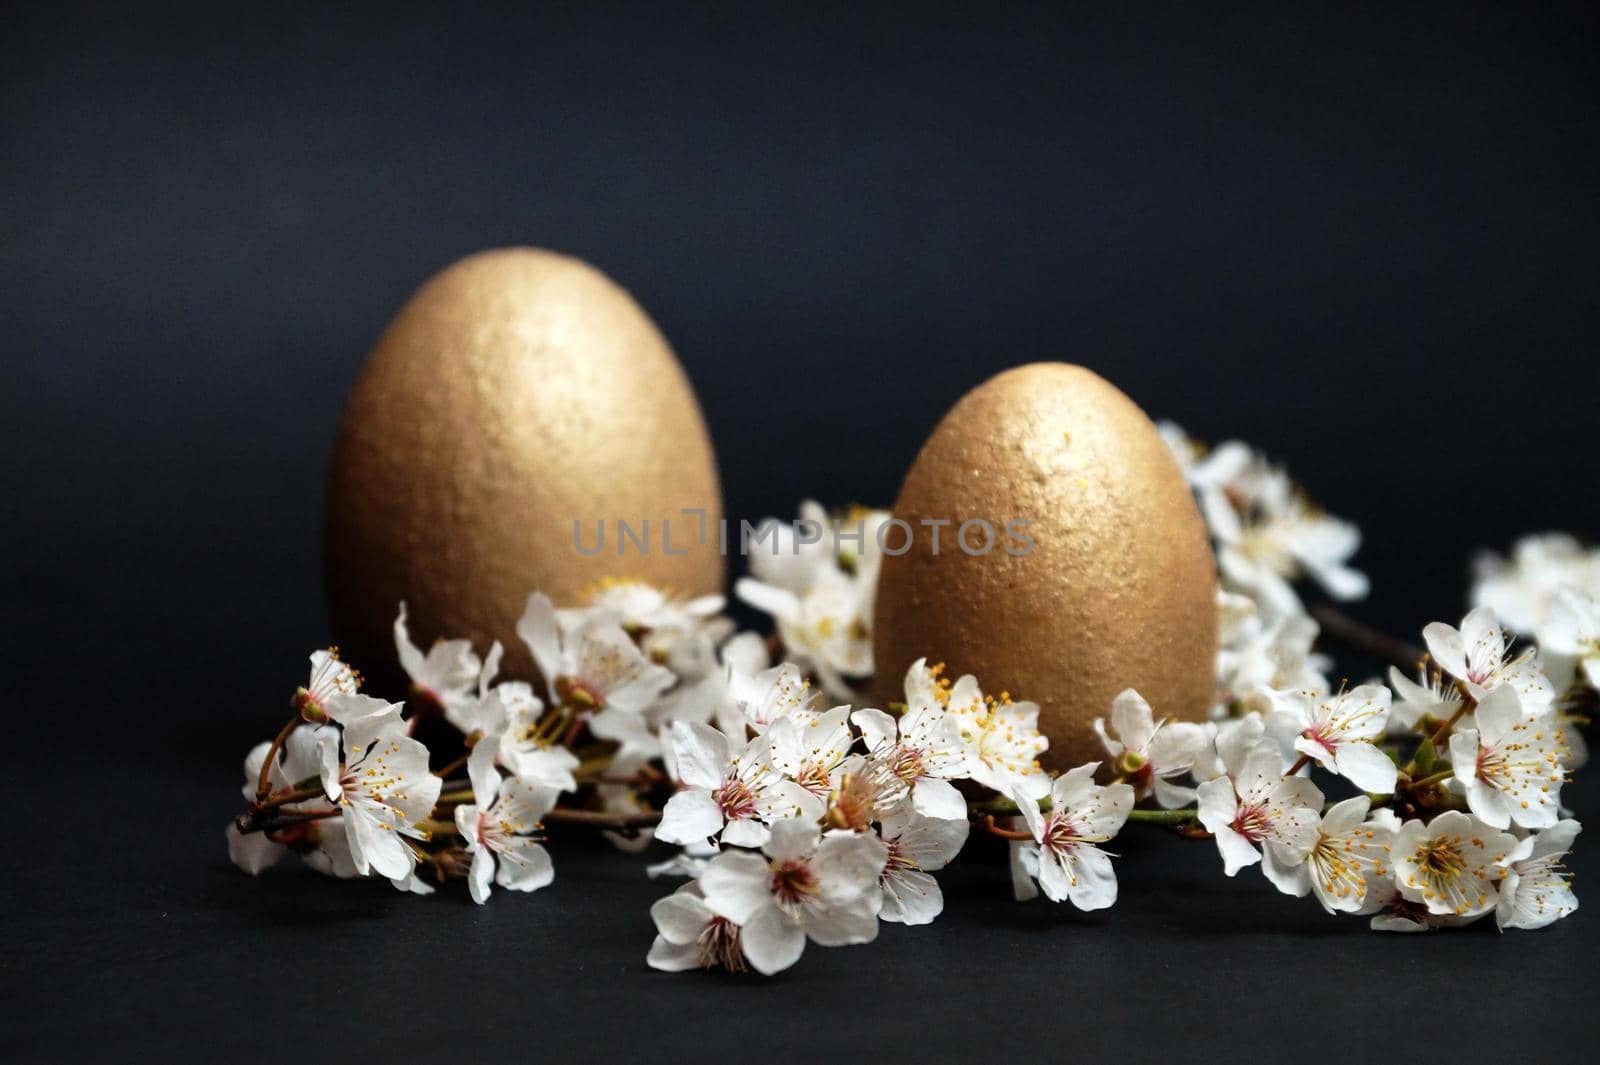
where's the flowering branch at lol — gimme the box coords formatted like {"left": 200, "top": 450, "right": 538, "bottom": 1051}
{"left": 1307, "top": 602, "right": 1424, "bottom": 673}
{"left": 226, "top": 441, "right": 1594, "bottom": 971}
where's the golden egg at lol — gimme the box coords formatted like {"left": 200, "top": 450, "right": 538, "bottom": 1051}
{"left": 325, "top": 248, "right": 724, "bottom": 689}
{"left": 873, "top": 363, "right": 1216, "bottom": 770}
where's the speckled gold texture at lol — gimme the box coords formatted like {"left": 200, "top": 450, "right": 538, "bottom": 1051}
{"left": 325, "top": 248, "right": 724, "bottom": 686}
{"left": 873, "top": 363, "right": 1217, "bottom": 770}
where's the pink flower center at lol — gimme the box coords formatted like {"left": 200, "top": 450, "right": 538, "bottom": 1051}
{"left": 1041, "top": 812, "right": 1083, "bottom": 855}
{"left": 770, "top": 858, "right": 820, "bottom": 905}
{"left": 1231, "top": 801, "right": 1273, "bottom": 842}
{"left": 697, "top": 916, "right": 746, "bottom": 971}
{"left": 714, "top": 776, "right": 757, "bottom": 821}
{"left": 1302, "top": 724, "right": 1338, "bottom": 755}
{"left": 884, "top": 745, "right": 926, "bottom": 783}
{"left": 794, "top": 763, "right": 833, "bottom": 797}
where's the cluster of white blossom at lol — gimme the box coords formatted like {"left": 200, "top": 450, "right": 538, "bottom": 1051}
{"left": 1162, "top": 423, "right": 1356, "bottom": 722}
{"left": 1473, "top": 533, "right": 1600, "bottom": 698}
{"left": 1159, "top": 427, "right": 1585, "bottom": 933}
{"left": 227, "top": 466, "right": 1589, "bottom": 969}
{"left": 1196, "top": 605, "right": 1577, "bottom": 931}
{"left": 1161, "top": 423, "right": 1368, "bottom": 621}
{"left": 649, "top": 657, "right": 1080, "bottom": 973}
{"left": 227, "top": 583, "right": 750, "bottom": 899}
{"left": 734, "top": 501, "right": 889, "bottom": 701}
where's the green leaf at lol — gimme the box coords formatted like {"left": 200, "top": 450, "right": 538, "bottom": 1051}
{"left": 1410, "top": 737, "right": 1437, "bottom": 776}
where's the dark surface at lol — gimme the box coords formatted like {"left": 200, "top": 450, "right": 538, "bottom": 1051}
{"left": 3, "top": 2, "right": 1598, "bottom": 1062}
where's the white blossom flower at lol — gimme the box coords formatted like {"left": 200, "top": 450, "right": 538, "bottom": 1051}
{"left": 1158, "top": 425, "right": 1254, "bottom": 527}
{"left": 875, "top": 806, "right": 969, "bottom": 925}
{"left": 1267, "top": 684, "right": 1397, "bottom": 794}
{"left": 906, "top": 659, "right": 1050, "bottom": 800}
{"left": 736, "top": 569, "right": 873, "bottom": 698}
{"left": 1386, "top": 665, "right": 1465, "bottom": 731}
{"left": 819, "top": 756, "right": 900, "bottom": 834}
{"left": 696, "top": 819, "right": 887, "bottom": 975}
{"left": 1392, "top": 810, "right": 1515, "bottom": 918}
{"left": 647, "top": 882, "right": 751, "bottom": 972}
{"left": 560, "top": 577, "right": 724, "bottom": 637}
{"left": 316, "top": 704, "right": 442, "bottom": 881}
{"left": 458, "top": 673, "right": 580, "bottom": 795}
{"left": 767, "top": 706, "right": 855, "bottom": 800}
{"left": 1215, "top": 612, "right": 1331, "bottom": 715}
{"left": 665, "top": 631, "right": 771, "bottom": 740}
{"left": 852, "top": 702, "right": 970, "bottom": 820}
{"left": 1009, "top": 765, "right": 1134, "bottom": 910}
{"left": 1196, "top": 740, "right": 1323, "bottom": 885}
{"left": 1540, "top": 588, "right": 1600, "bottom": 694}
{"left": 728, "top": 661, "right": 824, "bottom": 732}
{"left": 453, "top": 771, "right": 558, "bottom": 904}
{"left": 1216, "top": 491, "right": 1368, "bottom": 618}
{"left": 656, "top": 722, "right": 821, "bottom": 847}
{"left": 498, "top": 687, "right": 581, "bottom": 790}
{"left": 1448, "top": 684, "right": 1568, "bottom": 830}
{"left": 744, "top": 500, "right": 840, "bottom": 594}
{"left": 393, "top": 601, "right": 482, "bottom": 717}
{"left": 227, "top": 726, "right": 356, "bottom": 878}
{"left": 1267, "top": 796, "right": 1395, "bottom": 914}
{"left": 1472, "top": 533, "right": 1599, "bottom": 634}
{"left": 1422, "top": 606, "right": 1554, "bottom": 706}
{"left": 1162, "top": 426, "right": 1367, "bottom": 614}
{"left": 440, "top": 640, "right": 506, "bottom": 734}
{"left": 1215, "top": 588, "right": 1260, "bottom": 647}
{"left": 1008, "top": 820, "right": 1039, "bottom": 902}
{"left": 1496, "top": 819, "right": 1581, "bottom": 931}
{"left": 1093, "top": 688, "right": 1206, "bottom": 808}
{"left": 1191, "top": 711, "right": 1270, "bottom": 781}
{"left": 289, "top": 648, "right": 364, "bottom": 723}
{"left": 517, "top": 591, "right": 675, "bottom": 714}
{"left": 560, "top": 578, "right": 730, "bottom": 674}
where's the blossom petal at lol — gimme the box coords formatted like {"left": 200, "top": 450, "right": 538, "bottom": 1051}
{"left": 467, "top": 734, "right": 502, "bottom": 809}
{"left": 1035, "top": 850, "right": 1073, "bottom": 902}
{"left": 763, "top": 818, "right": 820, "bottom": 864}
{"left": 515, "top": 592, "right": 564, "bottom": 702}
{"left": 813, "top": 831, "right": 889, "bottom": 902}
{"left": 650, "top": 890, "right": 713, "bottom": 945}
{"left": 1214, "top": 825, "right": 1261, "bottom": 876}
{"left": 1333, "top": 741, "right": 1399, "bottom": 794}
{"left": 468, "top": 846, "right": 494, "bottom": 904}
{"left": 666, "top": 721, "right": 730, "bottom": 790}
{"left": 655, "top": 788, "right": 725, "bottom": 846}
{"left": 494, "top": 838, "right": 554, "bottom": 892}
{"left": 740, "top": 904, "right": 806, "bottom": 975}
{"left": 1108, "top": 689, "right": 1156, "bottom": 752}
{"left": 880, "top": 869, "right": 944, "bottom": 925}
{"left": 698, "top": 851, "right": 773, "bottom": 924}
{"left": 1064, "top": 846, "right": 1118, "bottom": 911}
{"left": 850, "top": 708, "right": 898, "bottom": 754}
{"left": 646, "top": 936, "right": 705, "bottom": 972}
{"left": 911, "top": 777, "right": 967, "bottom": 820}
{"left": 1422, "top": 621, "right": 1468, "bottom": 681}
{"left": 802, "top": 900, "right": 880, "bottom": 946}
{"left": 719, "top": 818, "right": 772, "bottom": 848}
{"left": 226, "top": 824, "right": 284, "bottom": 875}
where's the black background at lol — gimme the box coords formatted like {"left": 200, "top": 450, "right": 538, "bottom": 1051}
{"left": 4, "top": 2, "right": 1597, "bottom": 1061}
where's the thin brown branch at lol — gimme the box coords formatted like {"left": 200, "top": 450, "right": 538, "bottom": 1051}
{"left": 1308, "top": 602, "right": 1424, "bottom": 673}
{"left": 542, "top": 808, "right": 663, "bottom": 829}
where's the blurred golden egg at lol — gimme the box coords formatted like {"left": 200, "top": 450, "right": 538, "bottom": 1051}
{"left": 873, "top": 363, "right": 1216, "bottom": 770}
{"left": 325, "top": 248, "right": 724, "bottom": 689}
